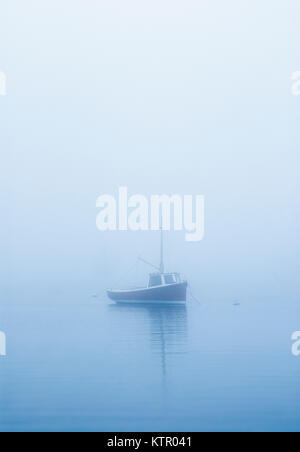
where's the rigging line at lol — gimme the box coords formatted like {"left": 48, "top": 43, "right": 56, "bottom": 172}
{"left": 138, "top": 256, "right": 160, "bottom": 272}
{"left": 188, "top": 285, "right": 202, "bottom": 306}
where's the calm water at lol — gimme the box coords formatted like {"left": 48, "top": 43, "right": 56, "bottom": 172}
{"left": 1, "top": 287, "right": 300, "bottom": 432}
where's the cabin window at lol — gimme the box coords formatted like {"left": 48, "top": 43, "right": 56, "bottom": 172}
{"left": 149, "top": 275, "right": 162, "bottom": 287}
{"left": 164, "top": 274, "right": 176, "bottom": 285}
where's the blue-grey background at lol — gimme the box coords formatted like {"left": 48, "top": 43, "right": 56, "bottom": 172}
{"left": 0, "top": 0, "right": 300, "bottom": 432}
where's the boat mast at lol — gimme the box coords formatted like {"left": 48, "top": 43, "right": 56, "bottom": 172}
{"left": 160, "top": 221, "right": 164, "bottom": 274}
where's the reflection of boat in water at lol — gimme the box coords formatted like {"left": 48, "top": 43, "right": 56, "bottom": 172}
{"left": 107, "top": 229, "right": 188, "bottom": 305}
{"left": 147, "top": 304, "right": 188, "bottom": 378}
{"left": 110, "top": 303, "right": 188, "bottom": 379}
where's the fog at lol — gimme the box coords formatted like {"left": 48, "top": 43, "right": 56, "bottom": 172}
{"left": 1, "top": 0, "right": 300, "bottom": 432}
{"left": 1, "top": 1, "right": 298, "bottom": 300}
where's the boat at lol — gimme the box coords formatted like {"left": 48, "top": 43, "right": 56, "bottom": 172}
{"left": 107, "top": 229, "right": 188, "bottom": 305}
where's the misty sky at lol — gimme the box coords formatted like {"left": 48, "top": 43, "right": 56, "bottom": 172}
{"left": 1, "top": 0, "right": 299, "bottom": 311}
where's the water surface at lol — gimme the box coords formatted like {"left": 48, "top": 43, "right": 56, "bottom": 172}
{"left": 1, "top": 287, "right": 300, "bottom": 432}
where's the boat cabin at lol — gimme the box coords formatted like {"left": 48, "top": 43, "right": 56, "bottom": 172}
{"left": 148, "top": 272, "right": 181, "bottom": 288}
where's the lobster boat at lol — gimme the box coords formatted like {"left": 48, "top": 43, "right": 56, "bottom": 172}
{"left": 107, "top": 230, "right": 188, "bottom": 305}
